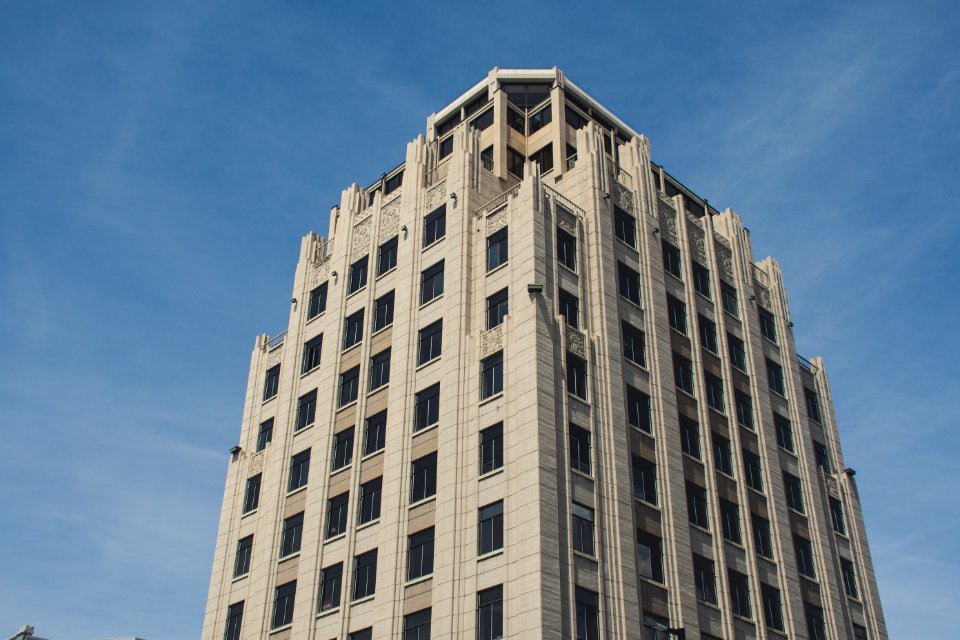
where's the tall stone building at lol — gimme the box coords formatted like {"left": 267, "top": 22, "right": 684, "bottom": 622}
{"left": 201, "top": 68, "right": 887, "bottom": 640}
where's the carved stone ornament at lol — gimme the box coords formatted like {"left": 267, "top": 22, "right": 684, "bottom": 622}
{"left": 754, "top": 281, "right": 772, "bottom": 309}
{"left": 557, "top": 206, "right": 578, "bottom": 235}
{"left": 248, "top": 451, "right": 265, "bottom": 474}
{"left": 312, "top": 257, "right": 331, "bottom": 285}
{"left": 613, "top": 181, "right": 635, "bottom": 212}
{"left": 658, "top": 201, "right": 678, "bottom": 244}
{"left": 566, "top": 326, "right": 586, "bottom": 357}
{"left": 427, "top": 182, "right": 446, "bottom": 210}
{"left": 715, "top": 243, "right": 734, "bottom": 282}
{"left": 351, "top": 218, "right": 372, "bottom": 262}
{"left": 480, "top": 324, "right": 503, "bottom": 357}
{"left": 380, "top": 196, "right": 401, "bottom": 239}
{"left": 714, "top": 232, "right": 731, "bottom": 250}
{"left": 487, "top": 206, "right": 508, "bottom": 233}
{"left": 688, "top": 223, "right": 707, "bottom": 262}
{"left": 826, "top": 475, "right": 840, "bottom": 498}
{"left": 266, "top": 346, "right": 283, "bottom": 366}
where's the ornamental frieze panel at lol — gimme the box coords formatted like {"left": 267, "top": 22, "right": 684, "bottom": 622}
{"left": 487, "top": 206, "right": 508, "bottom": 233}
{"left": 380, "top": 197, "right": 401, "bottom": 239}
{"left": 613, "top": 181, "right": 635, "bottom": 213}
{"left": 480, "top": 324, "right": 503, "bottom": 357}
{"left": 557, "top": 206, "right": 578, "bottom": 235}
{"left": 566, "top": 326, "right": 586, "bottom": 358}
{"left": 351, "top": 218, "right": 372, "bottom": 262}
{"left": 688, "top": 223, "right": 706, "bottom": 263}
{"left": 658, "top": 201, "right": 678, "bottom": 244}
{"left": 266, "top": 346, "right": 283, "bottom": 367}
{"left": 753, "top": 280, "right": 772, "bottom": 309}
{"left": 715, "top": 243, "right": 734, "bottom": 282}
{"left": 427, "top": 182, "right": 446, "bottom": 210}
{"left": 248, "top": 451, "right": 265, "bottom": 475}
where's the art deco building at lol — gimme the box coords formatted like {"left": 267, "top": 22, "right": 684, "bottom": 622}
{"left": 201, "top": 68, "right": 887, "bottom": 640}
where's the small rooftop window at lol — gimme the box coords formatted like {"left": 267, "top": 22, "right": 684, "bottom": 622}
{"left": 503, "top": 82, "right": 551, "bottom": 111}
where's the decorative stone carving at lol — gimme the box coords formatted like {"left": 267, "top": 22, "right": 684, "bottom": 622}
{"left": 312, "top": 256, "right": 331, "bottom": 285}
{"left": 658, "top": 200, "right": 678, "bottom": 244}
{"left": 613, "top": 181, "right": 635, "bottom": 212}
{"left": 688, "top": 223, "right": 706, "bottom": 262}
{"left": 480, "top": 324, "right": 503, "bottom": 357}
{"left": 248, "top": 451, "right": 265, "bottom": 474}
{"left": 351, "top": 218, "right": 372, "bottom": 262}
{"left": 487, "top": 206, "right": 508, "bottom": 233}
{"left": 714, "top": 232, "right": 731, "bottom": 250}
{"left": 566, "top": 326, "right": 586, "bottom": 357}
{"left": 715, "top": 243, "right": 734, "bottom": 282}
{"left": 825, "top": 474, "right": 840, "bottom": 498}
{"left": 266, "top": 347, "right": 283, "bottom": 366}
{"left": 427, "top": 182, "right": 446, "bottom": 210}
{"left": 380, "top": 196, "right": 401, "bottom": 239}
{"left": 754, "top": 281, "right": 772, "bottom": 309}
{"left": 557, "top": 206, "right": 578, "bottom": 235}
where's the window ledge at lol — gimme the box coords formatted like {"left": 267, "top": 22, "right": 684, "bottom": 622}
{"left": 486, "top": 262, "right": 509, "bottom": 277}
{"left": 262, "top": 395, "right": 277, "bottom": 406}
{"left": 746, "top": 486, "right": 766, "bottom": 498}
{"left": 371, "top": 324, "right": 393, "bottom": 338}
{"left": 231, "top": 574, "right": 248, "bottom": 584}
{"left": 376, "top": 266, "right": 397, "bottom": 280}
{"left": 293, "top": 423, "right": 315, "bottom": 436}
{"left": 573, "top": 550, "right": 598, "bottom": 563}
{"left": 324, "top": 532, "right": 347, "bottom": 544}
{"left": 682, "top": 452, "right": 704, "bottom": 465}
{"left": 787, "top": 507, "right": 807, "bottom": 518}
{"left": 732, "top": 613, "right": 754, "bottom": 624}
{"left": 286, "top": 485, "right": 308, "bottom": 498}
{"left": 345, "top": 286, "right": 367, "bottom": 301}
{"left": 634, "top": 497, "right": 659, "bottom": 510}
{"left": 558, "top": 262, "right": 579, "bottom": 277}
{"left": 669, "top": 326, "right": 689, "bottom": 339}
{"left": 351, "top": 594, "right": 376, "bottom": 607}
{"left": 694, "top": 290, "right": 712, "bottom": 303}
{"left": 416, "top": 356, "right": 440, "bottom": 372}
{"left": 697, "top": 600, "right": 722, "bottom": 611}
{"left": 570, "top": 468, "right": 594, "bottom": 482}
{"left": 306, "top": 311, "right": 325, "bottom": 325}
{"left": 638, "top": 575, "right": 666, "bottom": 588}
{"left": 356, "top": 518, "right": 380, "bottom": 532}
{"left": 419, "top": 293, "right": 444, "bottom": 310}
{"left": 620, "top": 297, "right": 644, "bottom": 312}
{"left": 724, "top": 539, "right": 747, "bottom": 552}
{"left": 337, "top": 400, "right": 359, "bottom": 413}
{"left": 716, "top": 470, "right": 736, "bottom": 481}
{"left": 689, "top": 523, "right": 712, "bottom": 536}
{"left": 477, "top": 549, "right": 504, "bottom": 562}
{"left": 316, "top": 606, "right": 340, "bottom": 619}
{"left": 278, "top": 552, "right": 301, "bottom": 564}
{"left": 479, "top": 392, "right": 503, "bottom": 406}
{"left": 479, "top": 467, "right": 504, "bottom": 482}
{"left": 408, "top": 495, "right": 437, "bottom": 510}
{"left": 241, "top": 509, "right": 258, "bottom": 519}
{"left": 629, "top": 425, "right": 653, "bottom": 436}
{"left": 404, "top": 574, "right": 433, "bottom": 588}
{"left": 676, "top": 388, "right": 697, "bottom": 400}
{"left": 615, "top": 238, "right": 639, "bottom": 254}
{"left": 566, "top": 392, "right": 590, "bottom": 406}
{"left": 367, "top": 383, "right": 389, "bottom": 397}
{"left": 300, "top": 365, "right": 321, "bottom": 378}
{"left": 625, "top": 358, "right": 648, "bottom": 371}
{"left": 270, "top": 624, "right": 293, "bottom": 635}
{"left": 330, "top": 464, "right": 352, "bottom": 478}
{"left": 413, "top": 423, "right": 439, "bottom": 438}
{"left": 361, "top": 448, "right": 384, "bottom": 463}
{"left": 342, "top": 341, "right": 363, "bottom": 355}
{"left": 665, "top": 271, "right": 684, "bottom": 285}
{"left": 422, "top": 236, "right": 446, "bottom": 252}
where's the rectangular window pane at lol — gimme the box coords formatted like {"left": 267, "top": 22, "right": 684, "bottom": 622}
{"left": 487, "top": 228, "right": 508, "bottom": 271}
{"left": 487, "top": 288, "right": 509, "bottom": 329}
{"left": 480, "top": 422, "right": 504, "bottom": 474}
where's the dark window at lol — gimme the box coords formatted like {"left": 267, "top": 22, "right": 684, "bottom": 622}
{"left": 558, "top": 288, "right": 579, "bottom": 328}
{"left": 528, "top": 103, "right": 552, "bottom": 133}
{"left": 481, "top": 351, "right": 504, "bottom": 399}
{"left": 784, "top": 472, "right": 805, "bottom": 513}
{"left": 565, "top": 104, "right": 589, "bottom": 129}
{"left": 853, "top": 624, "right": 868, "bottom": 640}
{"left": 699, "top": 315, "right": 718, "bottom": 352}
{"left": 487, "top": 288, "right": 508, "bottom": 329}
{"left": 693, "top": 555, "right": 717, "bottom": 603}
{"left": 480, "top": 422, "right": 504, "bottom": 474}
{"left": 692, "top": 262, "right": 711, "bottom": 297}
{"left": 572, "top": 502, "right": 595, "bottom": 555}
{"left": 263, "top": 364, "right": 280, "bottom": 401}
{"left": 487, "top": 228, "right": 508, "bottom": 271}
{"left": 805, "top": 387, "right": 823, "bottom": 423}
{"left": 575, "top": 587, "right": 599, "bottom": 640}
{"left": 348, "top": 256, "right": 368, "bottom": 294}
{"left": 318, "top": 563, "right": 342, "bottom": 612}
{"left": 407, "top": 527, "right": 435, "bottom": 580}
{"left": 477, "top": 585, "right": 504, "bottom": 640}
{"left": 557, "top": 227, "right": 577, "bottom": 270}
{"left": 234, "top": 535, "right": 253, "bottom": 577}
{"left": 753, "top": 515, "right": 773, "bottom": 558}
{"left": 295, "top": 390, "right": 317, "bottom": 430}
{"left": 680, "top": 416, "right": 701, "bottom": 458}
{"left": 411, "top": 453, "right": 437, "bottom": 503}
{"left": 743, "top": 450, "right": 764, "bottom": 491}
{"left": 569, "top": 424, "right": 591, "bottom": 474}
{"left": 720, "top": 499, "right": 742, "bottom": 544}
{"left": 272, "top": 581, "right": 296, "bottom": 629}
{"left": 705, "top": 373, "right": 725, "bottom": 412}
{"left": 805, "top": 604, "right": 827, "bottom": 640}
{"left": 626, "top": 385, "right": 651, "bottom": 432}
{"left": 225, "top": 601, "right": 243, "bottom": 640}
{"left": 775, "top": 414, "right": 794, "bottom": 452}
{"left": 326, "top": 491, "right": 349, "bottom": 539}
{"left": 339, "top": 366, "right": 360, "bottom": 406}
{"left": 642, "top": 614, "right": 669, "bottom": 640}
{"left": 507, "top": 107, "right": 526, "bottom": 134}
{"left": 722, "top": 284, "right": 738, "bottom": 317}
{"left": 830, "top": 497, "right": 846, "bottom": 535}
{"left": 480, "top": 145, "right": 494, "bottom": 171}
{"left": 622, "top": 321, "right": 646, "bottom": 366}
{"left": 423, "top": 204, "right": 447, "bottom": 247}
{"left": 618, "top": 261, "right": 642, "bottom": 305}
{"left": 377, "top": 236, "right": 398, "bottom": 275}
{"left": 687, "top": 483, "right": 709, "bottom": 529}
{"left": 349, "top": 629, "right": 373, "bottom": 640}
{"left": 841, "top": 558, "right": 860, "bottom": 598}
{"left": 814, "top": 441, "right": 831, "bottom": 472}
{"left": 566, "top": 352, "right": 588, "bottom": 399}
{"left": 384, "top": 170, "right": 403, "bottom": 194}
{"left": 662, "top": 240, "right": 682, "bottom": 278}
{"left": 637, "top": 530, "right": 664, "bottom": 583}
{"left": 735, "top": 391, "right": 754, "bottom": 429}
{"left": 256, "top": 418, "right": 274, "bottom": 452}
{"left": 436, "top": 112, "right": 460, "bottom": 137}
{"left": 415, "top": 383, "right": 440, "bottom": 431}
{"left": 759, "top": 307, "right": 777, "bottom": 342}
{"left": 280, "top": 512, "right": 304, "bottom": 557}
{"left": 420, "top": 261, "right": 444, "bottom": 304}
{"left": 614, "top": 206, "right": 636, "bottom": 246}
{"left": 332, "top": 427, "right": 355, "bottom": 471}
{"left": 344, "top": 309, "right": 364, "bottom": 349}
{"left": 766, "top": 358, "right": 785, "bottom": 395}
{"left": 405, "top": 608, "right": 431, "bottom": 640}
{"left": 674, "top": 354, "right": 694, "bottom": 394}
{"left": 308, "top": 282, "right": 328, "bottom": 319}
{"left": 478, "top": 500, "right": 504, "bottom": 555}
{"left": 288, "top": 450, "right": 310, "bottom": 491}
{"left": 243, "top": 473, "right": 263, "bottom": 513}
{"left": 529, "top": 143, "right": 553, "bottom": 173}
{"left": 667, "top": 295, "right": 686, "bottom": 333}
{"left": 369, "top": 349, "right": 391, "bottom": 391}
{"left": 729, "top": 569, "right": 752, "bottom": 618}
{"left": 713, "top": 433, "right": 734, "bottom": 475}
{"left": 507, "top": 146, "right": 524, "bottom": 178}
{"left": 762, "top": 584, "right": 784, "bottom": 630}
{"left": 503, "top": 82, "right": 551, "bottom": 110}
{"left": 352, "top": 549, "right": 378, "bottom": 600}
{"left": 438, "top": 135, "right": 454, "bottom": 159}
{"left": 632, "top": 456, "right": 657, "bottom": 505}
{"left": 358, "top": 477, "right": 382, "bottom": 524}
{"left": 364, "top": 410, "right": 386, "bottom": 455}
{"left": 794, "top": 535, "right": 816, "bottom": 578}
{"left": 373, "top": 291, "right": 394, "bottom": 331}
{"left": 302, "top": 334, "right": 323, "bottom": 373}
{"left": 728, "top": 334, "right": 747, "bottom": 370}
{"left": 418, "top": 320, "right": 443, "bottom": 365}
{"left": 471, "top": 108, "right": 494, "bottom": 132}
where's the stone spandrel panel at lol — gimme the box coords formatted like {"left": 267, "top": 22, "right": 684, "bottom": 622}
{"left": 426, "top": 181, "right": 446, "bottom": 211}
{"left": 351, "top": 217, "right": 372, "bottom": 262}
{"left": 565, "top": 325, "right": 586, "bottom": 358}
{"left": 380, "top": 196, "right": 401, "bottom": 239}
{"left": 248, "top": 450, "right": 265, "bottom": 475}
{"left": 714, "top": 237, "right": 734, "bottom": 283}
{"left": 658, "top": 197, "right": 678, "bottom": 244}
{"left": 486, "top": 205, "right": 508, "bottom": 233}
{"left": 265, "top": 345, "right": 284, "bottom": 367}
{"left": 613, "top": 180, "right": 635, "bottom": 213}
{"left": 480, "top": 324, "right": 503, "bottom": 357}
{"left": 687, "top": 218, "right": 706, "bottom": 263}
{"left": 556, "top": 205, "right": 578, "bottom": 235}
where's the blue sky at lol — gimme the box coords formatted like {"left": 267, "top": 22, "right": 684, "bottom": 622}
{"left": 1, "top": 1, "right": 957, "bottom": 638}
